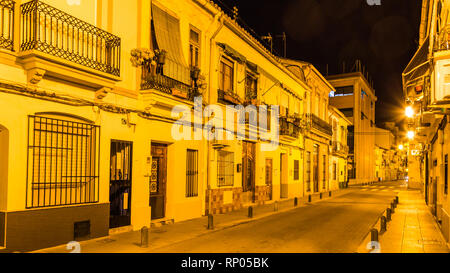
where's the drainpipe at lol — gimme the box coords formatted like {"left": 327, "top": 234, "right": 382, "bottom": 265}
{"left": 429, "top": 0, "right": 438, "bottom": 58}
{"left": 205, "top": 12, "right": 224, "bottom": 216}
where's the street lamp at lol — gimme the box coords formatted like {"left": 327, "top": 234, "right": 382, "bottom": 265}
{"left": 398, "top": 144, "right": 404, "bottom": 150}
{"left": 405, "top": 106, "right": 414, "bottom": 118}
{"left": 407, "top": 131, "right": 415, "bottom": 140}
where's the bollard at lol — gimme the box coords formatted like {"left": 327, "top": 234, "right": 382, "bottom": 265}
{"left": 248, "top": 206, "right": 253, "bottom": 218}
{"left": 141, "top": 226, "right": 149, "bottom": 248}
{"left": 329, "top": 191, "right": 332, "bottom": 197}
{"left": 308, "top": 195, "right": 312, "bottom": 203}
{"left": 380, "top": 216, "right": 387, "bottom": 233}
{"left": 393, "top": 199, "right": 397, "bottom": 209}
{"left": 320, "top": 193, "right": 323, "bottom": 199}
{"left": 386, "top": 208, "right": 392, "bottom": 221}
{"left": 395, "top": 196, "right": 399, "bottom": 205}
{"left": 391, "top": 202, "right": 395, "bottom": 213}
{"left": 371, "top": 228, "right": 379, "bottom": 242}
{"left": 207, "top": 214, "right": 214, "bottom": 230}
{"left": 294, "top": 197, "right": 298, "bottom": 207}
{"left": 274, "top": 201, "right": 279, "bottom": 211}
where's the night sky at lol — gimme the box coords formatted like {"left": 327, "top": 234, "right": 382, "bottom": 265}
{"left": 217, "top": 0, "right": 422, "bottom": 129}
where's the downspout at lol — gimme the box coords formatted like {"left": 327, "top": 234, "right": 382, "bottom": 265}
{"left": 429, "top": 0, "right": 438, "bottom": 59}
{"left": 206, "top": 13, "right": 224, "bottom": 216}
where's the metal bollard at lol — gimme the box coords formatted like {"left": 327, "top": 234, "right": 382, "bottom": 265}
{"left": 274, "top": 201, "right": 279, "bottom": 211}
{"left": 308, "top": 195, "right": 312, "bottom": 203}
{"left": 248, "top": 206, "right": 253, "bottom": 218}
{"left": 386, "top": 208, "right": 392, "bottom": 221}
{"left": 294, "top": 197, "right": 298, "bottom": 207}
{"left": 371, "top": 228, "right": 379, "bottom": 242}
{"left": 329, "top": 191, "right": 332, "bottom": 197}
{"left": 395, "top": 196, "right": 399, "bottom": 205}
{"left": 207, "top": 214, "right": 214, "bottom": 230}
{"left": 380, "top": 216, "right": 387, "bottom": 233}
{"left": 391, "top": 202, "right": 395, "bottom": 213}
{"left": 141, "top": 226, "right": 149, "bottom": 248}
{"left": 320, "top": 193, "right": 323, "bottom": 199}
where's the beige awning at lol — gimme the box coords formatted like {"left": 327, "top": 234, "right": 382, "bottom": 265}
{"left": 402, "top": 37, "right": 430, "bottom": 93}
{"left": 152, "top": 4, "right": 190, "bottom": 85}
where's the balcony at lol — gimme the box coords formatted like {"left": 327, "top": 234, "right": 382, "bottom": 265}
{"left": 332, "top": 141, "right": 349, "bottom": 156}
{"left": 218, "top": 89, "right": 243, "bottom": 105}
{"left": 0, "top": 0, "right": 15, "bottom": 51}
{"left": 306, "top": 114, "right": 333, "bottom": 136}
{"left": 18, "top": 0, "right": 121, "bottom": 87}
{"left": 279, "top": 117, "right": 300, "bottom": 139}
{"left": 140, "top": 60, "right": 196, "bottom": 102}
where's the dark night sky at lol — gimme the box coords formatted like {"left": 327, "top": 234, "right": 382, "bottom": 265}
{"left": 217, "top": 0, "right": 422, "bottom": 129}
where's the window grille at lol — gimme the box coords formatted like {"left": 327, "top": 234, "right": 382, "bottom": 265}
{"left": 186, "top": 149, "right": 198, "bottom": 197}
{"left": 294, "top": 160, "right": 299, "bottom": 180}
{"left": 26, "top": 115, "right": 100, "bottom": 208}
{"left": 217, "top": 151, "right": 234, "bottom": 187}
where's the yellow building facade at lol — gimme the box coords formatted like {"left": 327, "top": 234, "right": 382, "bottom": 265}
{"left": 0, "top": 0, "right": 314, "bottom": 251}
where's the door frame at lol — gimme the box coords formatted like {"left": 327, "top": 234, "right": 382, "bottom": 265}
{"left": 150, "top": 143, "right": 168, "bottom": 220}
{"left": 109, "top": 140, "right": 133, "bottom": 229}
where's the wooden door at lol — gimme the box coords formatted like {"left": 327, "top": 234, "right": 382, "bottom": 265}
{"left": 150, "top": 144, "right": 167, "bottom": 220}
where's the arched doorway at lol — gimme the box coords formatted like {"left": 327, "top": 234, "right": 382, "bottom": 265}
{"left": 0, "top": 124, "right": 8, "bottom": 247}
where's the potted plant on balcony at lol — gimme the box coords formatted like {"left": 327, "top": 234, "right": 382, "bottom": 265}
{"left": 223, "top": 91, "right": 242, "bottom": 105}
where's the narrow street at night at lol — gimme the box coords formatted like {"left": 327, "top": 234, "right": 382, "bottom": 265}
{"left": 153, "top": 181, "right": 403, "bottom": 253}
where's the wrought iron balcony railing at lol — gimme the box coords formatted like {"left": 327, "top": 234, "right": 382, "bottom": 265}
{"left": 332, "top": 141, "right": 349, "bottom": 155}
{"left": 20, "top": 0, "right": 121, "bottom": 77}
{"left": 141, "top": 60, "right": 195, "bottom": 101}
{"left": 0, "top": 0, "right": 15, "bottom": 51}
{"left": 306, "top": 113, "right": 333, "bottom": 136}
{"left": 280, "top": 117, "right": 300, "bottom": 138}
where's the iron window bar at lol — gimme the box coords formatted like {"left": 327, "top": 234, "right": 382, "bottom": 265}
{"left": 217, "top": 151, "right": 234, "bottom": 187}
{"left": 186, "top": 149, "right": 199, "bottom": 197}
{"left": 306, "top": 113, "right": 333, "bottom": 136}
{"left": 0, "top": 0, "right": 15, "bottom": 51}
{"left": 26, "top": 115, "right": 100, "bottom": 209}
{"left": 20, "top": 0, "right": 121, "bottom": 77}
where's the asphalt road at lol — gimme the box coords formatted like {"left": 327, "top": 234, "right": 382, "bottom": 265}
{"left": 152, "top": 181, "right": 406, "bottom": 253}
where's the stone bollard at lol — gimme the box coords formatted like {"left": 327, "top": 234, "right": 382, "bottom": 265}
{"left": 274, "top": 201, "right": 279, "bottom": 211}
{"left": 308, "top": 195, "right": 312, "bottom": 203}
{"left": 380, "top": 216, "right": 387, "bottom": 233}
{"left": 391, "top": 202, "right": 395, "bottom": 213}
{"left": 371, "top": 228, "right": 379, "bottom": 242}
{"left": 208, "top": 214, "right": 214, "bottom": 230}
{"left": 294, "top": 197, "right": 298, "bottom": 207}
{"left": 386, "top": 208, "right": 392, "bottom": 221}
{"left": 248, "top": 206, "right": 253, "bottom": 218}
{"left": 141, "top": 226, "right": 149, "bottom": 248}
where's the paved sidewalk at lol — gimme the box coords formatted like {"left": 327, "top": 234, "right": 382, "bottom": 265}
{"left": 33, "top": 188, "right": 352, "bottom": 253}
{"left": 358, "top": 189, "right": 449, "bottom": 253}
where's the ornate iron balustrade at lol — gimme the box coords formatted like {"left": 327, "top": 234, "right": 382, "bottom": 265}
{"left": 0, "top": 0, "right": 15, "bottom": 51}
{"left": 306, "top": 113, "right": 333, "bottom": 136}
{"left": 280, "top": 117, "right": 300, "bottom": 138}
{"left": 141, "top": 60, "right": 195, "bottom": 101}
{"left": 332, "top": 141, "right": 349, "bottom": 155}
{"left": 20, "top": 0, "right": 121, "bottom": 77}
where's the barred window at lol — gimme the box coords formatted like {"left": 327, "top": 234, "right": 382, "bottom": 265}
{"left": 217, "top": 151, "right": 234, "bottom": 187}
{"left": 294, "top": 160, "right": 299, "bottom": 180}
{"left": 306, "top": 152, "right": 311, "bottom": 192}
{"left": 186, "top": 149, "right": 199, "bottom": 197}
{"left": 333, "top": 163, "right": 337, "bottom": 180}
{"left": 27, "top": 115, "right": 100, "bottom": 208}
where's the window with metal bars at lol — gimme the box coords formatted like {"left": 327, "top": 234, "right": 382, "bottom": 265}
{"left": 26, "top": 115, "right": 100, "bottom": 208}
{"left": 186, "top": 149, "right": 198, "bottom": 197}
{"left": 306, "top": 152, "right": 311, "bottom": 192}
{"left": 217, "top": 151, "right": 234, "bottom": 187}
{"left": 294, "top": 160, "right": 299, "bottom": 181}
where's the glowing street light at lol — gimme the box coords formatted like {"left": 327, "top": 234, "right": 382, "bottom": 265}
{"left": 398, "top": 144, "right": 404, "bottom": 150}
{"left": 405, "top": 106, "right": 414, "bottom": 118}
{"left": 407, "top": 131, "right": 415, "bottom": 140}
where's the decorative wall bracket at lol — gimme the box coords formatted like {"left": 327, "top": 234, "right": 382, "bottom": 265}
{"left": 27, "top": 68, "right": 46, "bottom": 85}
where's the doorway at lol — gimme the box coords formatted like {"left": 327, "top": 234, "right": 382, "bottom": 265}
{"left": 109, "top": 140, "right": 133, "bottom": 229}
{"left": 150, "top": 143, "right": 167, "bottom": 220}
{"left": 280, "top": 153, "right": 288, "bottom": 198}
{"left": 242, "top": 141, "right": 256, "bottom": 203}
{"left": 0, "top": 124, "right": 8, "bottom": 247}
{"left": 265, "top": 158, "right": 273, "bottom": 201}
{"left": 313, "top": 145, "right": 319, "bottom": 193}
